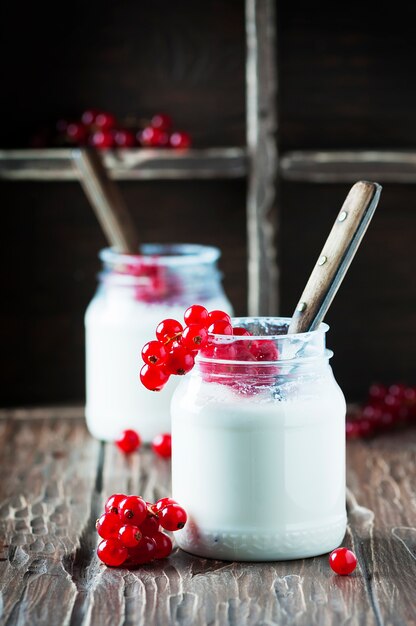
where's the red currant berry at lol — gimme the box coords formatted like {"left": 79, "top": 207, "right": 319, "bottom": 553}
{"left": 346, "top": 421, "right": 361, "bottom": 439}
{"left": 180, "top": 324, "right": 209, "bottom": 350}
{"left": 119, "top": 524, "right": 142, "bottom": 548}
{"left": 329, "top": 547, "right": 357, "bottom": 575}
{"left": 208, "top": 310, "right": 232, "bottom": 325}
{"left": 368, "top": 383, "right": 387, "bottom": 404}
{"left": 184, "top": 304, "right": 209, "bottom": 326}
{"left": 140, "top": 364, "right": 170, "bottom": 391}
{"left": 164, "top": 346, "right": 194, "bottom": 375}
{"left": 89, "top": 129, "right": 114, "bottom": 149}
{"left": 127, "top": 536, "right": 157, "bottom": 565}
{"left": 153, "top": 531, "right": 173, "bottom": 559}
{"left": 81, "top": 109, "right": 99, "bottom": 126}
{"left": 151, "top": 113, "right": 172, "bottom": 131}
{"left": 141, "top": 340, "right": 167, "bottom": 366}
{"left": 96, "top": 512, "right": 121, "bottom": 539}
{"left": 208, "top": 320, "right": 233, "bottom": 335}
{"left": 357, "top": 419, "right": 374, "bottom": 438}
{"left": 249, "top": 339, "right": 279, "bottom": 361}
{"left": 153, "top": 497, "right": 177, "bottom": 511}
{"left": 169, "top": 131, "right": 191, "bottom": 149}
{"left": 362, "top": 405, "right": 383, "bottom": 425}
{"left": 159, "top": 503, "right": 187, "bottom": 531}
{"left": 104, "top": 493, "right": 127, "bottom": 516}
{"left": 233, "top": 327, "right": 251, "bottom": 336}
{"left": 66, "top": 122, "right": 87, "bottom": 144}
{"left": 388, "top": 383, "right": 407, "bottom": 398}
{"left": 113, "top": 128, "right": 136, "bottom": 147}
{"left": 115, "top": 429, "right": 141, "bottom": 454}
{"left": 152, "top": 433, "right": 172, "bottom": 459}
{"left": 95, "top": 112, "right": 116, "bottom": 130}
{"left": 140, "top": 513, "right": 160, "bottom": 536}
{"left": 97, "top": 538, "right": 128, "bottom": 567}
{"left": 156, "top": 319, "right": 183, "bottom": 344}
{"left": 118, "top": 496, "right": 147, "bottom": 526}
{"left": 138, "top": 126, "right": 169, "bottom": 147}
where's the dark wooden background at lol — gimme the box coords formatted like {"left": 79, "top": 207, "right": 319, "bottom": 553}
{"left": 1, "top": 1, "right": 416, "bottom": 405}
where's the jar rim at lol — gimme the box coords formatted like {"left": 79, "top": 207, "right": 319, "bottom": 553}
{"left": 100, "top": 244, "right": 221, "bottom": 268}
{"left": 197, "top": 316, "right": 331, "bottom": 366}
{"left": 219, "top": 316, "right": 329, "bottom": 341}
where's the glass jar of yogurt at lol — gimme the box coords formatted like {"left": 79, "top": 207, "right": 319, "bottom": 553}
{"left": 85, "top": 244, "right": 232, "bottom": 442}
{"left": 171, "top": 317, "right": 346, "bottom": 561}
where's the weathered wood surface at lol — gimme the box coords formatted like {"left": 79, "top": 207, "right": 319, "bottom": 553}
{"left": 245, "top": 0, "right": 279, "bottom": 318}
{"left": 0, "top": 149, "right": 247, "bottom": 181}
{"left": 0, "top": 408, "right": 415, "bottom": 626}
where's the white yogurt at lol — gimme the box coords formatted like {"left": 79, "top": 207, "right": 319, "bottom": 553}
{"left": 171, "top": 324, "right": 347, "bottom": 561}
{"left": 85, "top": 295, "right": 231, "bottom": 442}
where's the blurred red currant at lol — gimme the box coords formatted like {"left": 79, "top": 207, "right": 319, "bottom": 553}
{"left": 152, "top": 433, "right": 172, "bottom": 459}
{"left": 116, "top": 429, "right": 141, "bottom": 454}
{"left": 169, "top": 131, "right": 191, "bottom": 149}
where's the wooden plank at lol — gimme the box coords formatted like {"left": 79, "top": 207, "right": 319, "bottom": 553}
{"left": 280, "top": 150, "right": 416, "bottom": 183}
{"left": 0, "top": 415, "right": 100, "bottom": 626}
{"left": 245, "top": 0, "right": 279, "bottom": 316}
{"left": 346, "top": 431, "right": 416, "bottom": 626}
{"left": 0, "top": 410, "right": 415, "bottom": 625}
{"left": 0, "top": 148, "right": 247, "bottom": 181}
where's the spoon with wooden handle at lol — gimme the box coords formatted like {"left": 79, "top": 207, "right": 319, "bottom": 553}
{"left": 72, "top": 148, "right": 140, "bottom": 253}
{"left": 288, "top": 180, "right": 382, "bottom": 335}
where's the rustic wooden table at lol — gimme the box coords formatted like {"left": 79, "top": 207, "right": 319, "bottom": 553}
{"left": 0, "top": 407, "right": 415, "bottom": 626}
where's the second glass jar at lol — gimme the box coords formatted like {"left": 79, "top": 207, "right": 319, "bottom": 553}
{"left": 85, "top": 244, "right": 232, "bottom": 442}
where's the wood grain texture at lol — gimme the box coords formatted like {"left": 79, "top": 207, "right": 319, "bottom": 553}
{"left": 245, "top": 0, "right": 279, "bottom": 316}
{"left": 0, "top": 408, "right": 415, "bottom": 625}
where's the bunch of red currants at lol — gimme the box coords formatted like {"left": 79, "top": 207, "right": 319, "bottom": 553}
{"left": 33, "top": 110, "right": 191, "bottom": 150}
{"left": 346, "top": 382, "right": 416, "bottom": 439}
{"left": 96, "top": 494, "right": 186, "bottom": 567}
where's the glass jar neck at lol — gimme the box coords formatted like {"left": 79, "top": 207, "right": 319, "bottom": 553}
{"left": 194, "top": 316, "right": 333, "bottom": 389}
{"left": 98, "top": 244, "right": 224, "bottom": 303}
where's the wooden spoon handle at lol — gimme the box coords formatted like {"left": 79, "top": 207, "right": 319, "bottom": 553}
{"left": 72, "top": 148, "right": 140, "bottom": 253}
{"left": 288, "top": 180, "right": 382, "bottom": 334}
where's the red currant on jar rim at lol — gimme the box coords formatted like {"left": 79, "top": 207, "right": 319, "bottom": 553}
{"left": 140, "top": 364, "right": 170, "bottom": 391}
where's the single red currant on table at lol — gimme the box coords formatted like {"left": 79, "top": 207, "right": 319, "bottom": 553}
{"left": 116, "top": 429, "right": 141, "bottom": 454}
{"left": 152, "top": 433, "right": 172, "bottom": 459}
{"left": 329, "top": 547, "right": 357, "bottom": 575}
